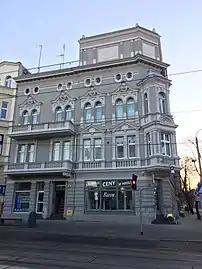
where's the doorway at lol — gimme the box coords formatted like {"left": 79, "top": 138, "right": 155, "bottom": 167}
{"left": 52, "top": 182, "right": 65, "bottom": 219}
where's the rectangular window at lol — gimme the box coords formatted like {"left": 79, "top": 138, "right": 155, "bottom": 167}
{"left": 0, "top": 135, "right": 4, "bottom": 154}
{"left": 63, "top": 141, "right": 70, "bottom": 160}
{"left": 18, "top": 144, "right": 26, "bottom": 163}
{"left": 27, "top": 144, "right": 35, "bottom": 162}
{"left": 160, "top": 133, "right": 171, "bottom": 156}
{"left": 146, "top": 133, "right": 152, "bottom": 156}
{"left": 0, "top": 101, "right": 8, "bottom": 120}
{"left": 94, "top": 138, "right": 102, "bottom": 160}
{"left": 83, "top": 139, "right": 91, "bottom": 161}
{"left": 14, "top": 182, "right": 31, "bottom": 212}
{"left": 127, "top": 136, "right": 136, "bottom": 158}
{"left": 36, "top": 182, "right": 44, "bottom": 214}
{"left": 53, "top": 142, "right": 61, "bottom": 161}
{"left": 116, "top": 137, "right": 124, "bottom": 158}
{"left": 85, "top": 180, "right": 132, "bottom": 212}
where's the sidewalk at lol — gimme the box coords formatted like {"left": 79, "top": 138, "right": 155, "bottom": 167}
{"left": 1, "top": 213, "right": 202, "bottom": 242}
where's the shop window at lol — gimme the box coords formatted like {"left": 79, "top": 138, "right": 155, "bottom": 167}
{"left": 36, "top": 182, "right": 44, "bottom": 214}
{"left": 14, "top": 182, "right": 31, "bottom": 212}
{"left": 85, "top": 180, "right": 133, "bottom": 212}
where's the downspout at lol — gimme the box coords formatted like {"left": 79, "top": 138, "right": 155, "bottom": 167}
{"left": 72, "top": 131, "right": 77, "bottom": 217}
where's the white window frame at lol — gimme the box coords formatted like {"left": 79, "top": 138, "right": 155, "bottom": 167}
{"left": 116, "top": 137, "right": 124, "bottom": 159}
{"left": 22, "top": 110, "right": 29, "bottom": 125}
{"left": 146, "top": 133, "right": 152, "bottom": 156}
{"left": 83, "top": 139, "right": 91, "bottom": 161}
{"left": 63, "top": 141, "right": 71, "bottom": 160}
{"left": 18, "top": 144, "right": 26, "bottom": 163}
{"left": 94, "top": 138, "right": 102, "bottom": 160}
{"left": 160, "top": 133, "right": 171, "bottom": 156}
{"left": 65, "top": 106, "right": 72, "bottom": 121}
{"left": 52, "top": 142, "right": 61, "bottom": 161}
{"left": 159, "top": 92, "right": 166, "bottom": 114}
{"left": 31, "top": 109, "right": 38, "bottom": 124}
{"left": 36, "top": 190, "right": 44, "bottom": 214}
{"left": 84, "top": 103, "right": 92, "bottom": 122}
{"left": 144, "top": 92, "right": 149, "bottom": 114}
{"left": 27, "top": 144, "right": 35, "bottom": 163}
{"left": 0, "top": 101, "right": 8, "bottom": 120}
{"left": 55, "top": 107, "right": 63, "bottom": 122}
{"left": 127, "top": 136, "right": 136, "bottom": 158}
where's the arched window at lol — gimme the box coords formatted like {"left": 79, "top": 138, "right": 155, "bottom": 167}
{"left": 5, "top": 76, "right": 12, "bottom": 88}
{"left": 31, "top": 109, "right": 38, "bottom": 124}
{"left": 22, "top": 110, "right": 29, "bottom": 125}
{"left": 144, "top": 93, "right": 149, "bottom": 114}
{"left": 55, "top": 106, "right": 63, "bottom": 121}
{"left": 65, "top": 105, "right": 72, "bottom": 121}
{"left": 115, "top": 99, "right": 123, "bottom": 119}
{"left": 95, "top": 101, "right": 102, "bottom": 121}
{"left": 126, "top": 97, "right": 135, "bottom": 118}
{"left": 84, "top": 103, "right": 92, "bottom": 122}
{"left": 159, "top": 92, "right": 166, "bottom": 114}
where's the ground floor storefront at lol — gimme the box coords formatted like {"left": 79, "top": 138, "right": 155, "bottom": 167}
{"left": 2, "top": 171, "right": 175, "bottom": 223}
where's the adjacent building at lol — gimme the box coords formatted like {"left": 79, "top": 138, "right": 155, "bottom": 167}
{"left": 3, "top": 25, "right": 180, "bottom": 223}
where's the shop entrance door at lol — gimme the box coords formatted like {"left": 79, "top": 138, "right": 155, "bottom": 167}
{"left": 51, "top": 182, "right": 65, "bottom": 219}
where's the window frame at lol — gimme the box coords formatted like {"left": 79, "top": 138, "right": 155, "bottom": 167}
{"left": 18, "top": 144, "right": 26, "bottom": 163}
{"left": 83, "top": 139, "right": 91, "bottom": 161}
{"left": 22, "top": 110, "right": 29, "bottom": 125}
{"left": 127, "top": 135, "right": 136, "bottom": 158}
{"left": 95, "top": 102, "right": 102, "bottom": 122}
{"left": 52, "top": 141, "right": 61, "bottom": 161}
{"left": 144, "top": 92, "right": 149, "bottom": 114}
{"left": 65, "top": 105, "right": 72, "bottom": 121}
{"left": 13, "top": 182, "right": 31, "bottom": 213}
{"left": 36, "top": 190, "right": 44, "bottom": 214}
{"left": 160, "top": 133, "right": 171, "bottom": 156}
{"left": 0, "top": 101, "right": 8, "bottom": 120}
{"left": 126, "top": 97, "right": 135, "bottom": 118}
{"left": 55, "top": 106, "right": 63, "bottom": 122}
{"left": 63, "top": 141, "right": 71, "bottom": 161}
{"left": 146, "top": 133, "right": 152, "bottom": 157}
{"left": 27, "top": 144, "right": 35, "bottom": 163}
{"left": 94, "top": 138, "right": 102, "bottom": 160}
{"left": 31, "top": 109, "right": 38, "bottom": 124}
{"left": 116, "top": 136, "right": 124, "bottom": 159}
{"left": 159, "top": 92, "right": 166, "bottom": 114}
{"left": 84, "top": 103, "right": 92, "bottom": 122}
{"left": 115, "top": 99, "right": 124, "bottom": 120}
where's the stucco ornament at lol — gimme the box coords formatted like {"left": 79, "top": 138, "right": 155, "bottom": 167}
{"left": 111, "top": 83, "right": 138, "bottom": 105}
{"left": 18, "top": 95, "right": 43, "bottom": 114}
{"left": 80, "top": 86, "right": 105, "bottom": 108}
{"left": 51, "top": 90, "right": 76, "bottom": 111}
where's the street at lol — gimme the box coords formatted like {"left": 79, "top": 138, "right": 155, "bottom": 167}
{"left": 0, "top": 240, "right": 200, "bottom": 269}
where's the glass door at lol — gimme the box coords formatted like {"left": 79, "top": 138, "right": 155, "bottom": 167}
{"left": 36, "top": 191, "right": 44, "bottom": 214}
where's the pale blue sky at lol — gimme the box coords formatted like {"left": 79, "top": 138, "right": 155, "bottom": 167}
{"left": 1, "top": 0, "right": 202, "bottom": 154}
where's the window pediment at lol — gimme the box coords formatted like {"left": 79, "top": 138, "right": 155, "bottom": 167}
{"left": 111, "top": 83, "right": 138, "bottom": 105}
{"left": 80, "top": 87, "right": 105, "bottom": 109}
{"left": 111, "top": 121, "right": 139, "bottom": 132}
{"left": 160, "top": 115, "right": 175, "bottom": 126}
{"left": 51, "top": 90, "right": 76, "bottom": 111}
{"left": 80, "top": 123, "right": 104, "bottom": 135}
{"left": 18, "top": 95, "right": 43, "bottom": 114}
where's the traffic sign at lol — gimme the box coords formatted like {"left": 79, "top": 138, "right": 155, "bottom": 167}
{"left": 196, "top": 183, "right": 202, "bottom": 195}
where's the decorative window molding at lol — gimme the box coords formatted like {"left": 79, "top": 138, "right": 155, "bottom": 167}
{"left": 57, "top": 83, "right": 63, "bottom": 91}
{"left": 24, "top": 88, "right": 30, "bottom": 96}
{"left": 111, "top": 82, "right": 138, "bottom": 105}
{"left": 18, "top": 95, "right": 43, "bottom": 115}
{"left": 94, "top": 77, "right": 102, "bottom": 86}
{"left": 125, "top": 72, "right": 133, "bottom": 81}
{"left": 84, "top": 78, "right": 92, "bottom": 87}
{"left": 51, "top": 90, "right": 76, "bottom": 112}
{"left": 80, "top": 86, "right": 105, "bottom": 109}
{"left": 114, "top": 73, "right": 122, "bottom": 83}
{"left": 66, "top": 81, "right": 73, "bottom": 90}
{"left": 33, "top": 86, "right": 39, "bottom": 95}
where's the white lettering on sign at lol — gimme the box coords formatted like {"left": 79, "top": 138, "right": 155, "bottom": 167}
{"left": 103, "top": 192, "right": 115, "bottom": 198}
{"left": 102, "top": 181, "right": 116, "bottom": 187}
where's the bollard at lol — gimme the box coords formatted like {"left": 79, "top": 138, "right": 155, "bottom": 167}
{"left": 28, "top": 211, "right": 37, "bottom": 228}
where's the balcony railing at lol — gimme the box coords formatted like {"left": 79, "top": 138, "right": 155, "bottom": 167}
{"left": 4, "top": 160, "right": 73, "bottom": 174}
{"left": 8, "top": 121, "right": 75, "bottom": 139}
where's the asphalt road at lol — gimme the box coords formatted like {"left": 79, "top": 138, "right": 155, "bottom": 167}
{"left": 0, "top": 240, "right": 200, "bottom": 269}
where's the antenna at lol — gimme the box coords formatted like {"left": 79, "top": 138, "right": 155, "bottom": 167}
{"left": 57, "top": 44, "right": 66, "bottom": 70}
{"left": 36, "top": 44, "right": 43, "bottom": 73}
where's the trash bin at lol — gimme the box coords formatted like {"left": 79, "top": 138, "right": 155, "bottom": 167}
{"left": 28, "top": 211, "right": 37, "bottom": 228}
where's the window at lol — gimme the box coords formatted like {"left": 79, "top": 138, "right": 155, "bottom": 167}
{"left": 55, "top": 106, "right": 63, "bottom": 121}
{"left": 27, "top": 144, "right": 35, "bottom": 162}
{"left": 63, "top": 141, "right": 70, "bottom": 160}
{"left": 128, "top": 136, "right": 136, "bottom": 158}
{"left": 36, "top": 182, "right": 44, "bottom": 214}
{"left": 95, "top": 102, "right": 102, "bottom": 121}
{"left": 146, "top": 133, "right": 152, "bottom": 156}
{"left": 126, "top": 98, "right": 135, "bottom": 118}
{"left": 53, "top": 142, "right": 61, "bottom": 161}
{"left": 83, "top": 139, "right": 91, "bottom": 161}
{"left": 1, "top": 101, "right": 8, "bottom": 120}
{"left": 161, "top": 133, "right": 171, "bottom": 156}
{"left": 31, "top": 109, "right": 38, "bottom": 124}
{"left": 22, "top": 110, "right": 29, "bottom": 125}
{"left": 115, "top": 99, "right": 123, "bottom": 120}
{"left": 94, "top": 138, "right": 102, "bottom": 160}
{"left": 18, "top": 144, "right": 26, "bottom": 163}
{"left": 5, "top": 76, "right": 12, "bottom": 88}
{"left": 144, "top": 93, "right": 149, "bottom": 114}
{"left": 85, "top": 180, "right": 132, "bottom": 212}
{"left": 84, "top": 103, "right": 92, "bottom": 122}
{"left": 0, "top": 135, "right": 4, "bottom": 154}
{"left": 159, "top": 92, "right": 166, "bottom": 114}
{"left": 14, "top": 182, "right": 31, "bottom": 212}
{"left": 116, "top": 137, "right": 124, "bottom": 158}
{"left": 65, "top": 105, "right": 72, "bottom": 121}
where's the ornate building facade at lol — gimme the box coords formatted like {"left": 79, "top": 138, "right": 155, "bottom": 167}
{"left": 3, "top": 25, "right": 180, "bottom": 223}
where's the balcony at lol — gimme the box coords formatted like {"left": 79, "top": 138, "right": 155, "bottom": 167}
{"left": 4, "top": 160, "right": 74, "bottom": 175}
{"left": 8, "top": 121, "right": 75, "bottom": 139}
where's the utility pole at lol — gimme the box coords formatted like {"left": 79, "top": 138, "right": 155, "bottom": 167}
{"left": 195, "top": 135, "right": 202, "bottom": 182}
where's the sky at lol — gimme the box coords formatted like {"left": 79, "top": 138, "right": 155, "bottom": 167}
{"left": 1, "top": 0, "right": 202, "bottom": 157}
